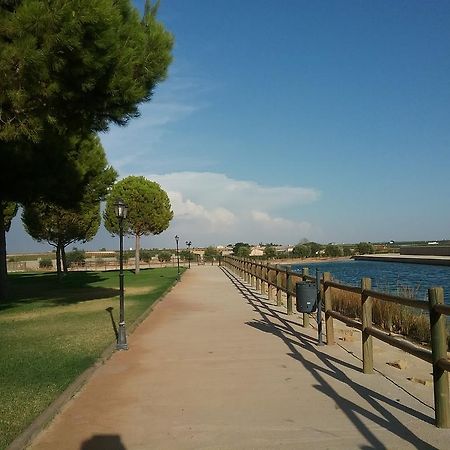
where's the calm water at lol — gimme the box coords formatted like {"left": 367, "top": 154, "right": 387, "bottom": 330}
{"left": 290, "top": 260, "right": 450, "bottom": 305}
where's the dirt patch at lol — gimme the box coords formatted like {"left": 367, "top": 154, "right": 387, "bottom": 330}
{"left": 1, "top": 298, "right": 119, "bottom": 322}
{"left": 124, "top": 287, "right": 154, "bottom": 295}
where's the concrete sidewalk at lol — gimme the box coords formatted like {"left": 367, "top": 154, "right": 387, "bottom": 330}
{"left": 28, "top": 265, "right": 449, "bottom": 450}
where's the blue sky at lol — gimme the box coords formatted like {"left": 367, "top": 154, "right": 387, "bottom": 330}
{"left": 8, "top": 0, "right": 450, "bottom": 252}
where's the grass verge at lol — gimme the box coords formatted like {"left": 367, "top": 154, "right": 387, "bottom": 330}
{"left": 0, "top": 268, "right": 180, "bottom": 450}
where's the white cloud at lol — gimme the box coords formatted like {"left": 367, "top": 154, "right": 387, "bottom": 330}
{"left": 150, "top": 172, "right": 319, "bottom": 210}
{"left": 135, "top": 171, "right": 320, "bottom": 246}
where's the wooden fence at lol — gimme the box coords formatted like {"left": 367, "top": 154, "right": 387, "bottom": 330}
{"left": 222, "top": 256, "right": 450, "bottom": 428}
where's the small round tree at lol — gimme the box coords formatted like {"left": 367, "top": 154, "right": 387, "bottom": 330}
{"left": 263, "top": 245, "right": 277, "bottom": 260}
{"left": 204, "top": 246, "right": 219, "bottom": 265}
{"left": 104, "top": 176, "right": 173, "bottom": 274}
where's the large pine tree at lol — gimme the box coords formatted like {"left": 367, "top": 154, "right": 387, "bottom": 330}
{"left": 0, "top": 0, "right": 173, "bottom": 299}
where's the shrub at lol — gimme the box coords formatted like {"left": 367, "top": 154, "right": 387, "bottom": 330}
{"left": 356, "top": 242, "right": 374, "bottom": 254}
{"left": 158, "top": 251, "right": 172, "bottom": 263}
{"left": 140, "top": 249, "right": 158, "bottom": 262}
{"left": 66, "top": 249, "right": 86, "bottom": 267}
{"left": 39, "top": 258, "right": 53, "bottom": 269}
{"left": 292, "top": 244, "right": 311, "bottom": 258}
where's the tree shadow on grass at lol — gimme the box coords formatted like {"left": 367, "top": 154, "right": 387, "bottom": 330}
{"left": 0, "top": 271, "right": 120, "bottom": 312}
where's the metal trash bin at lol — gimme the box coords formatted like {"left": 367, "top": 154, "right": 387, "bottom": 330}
{"left": 296, "top": 281, "right": 317, "bottom": 313}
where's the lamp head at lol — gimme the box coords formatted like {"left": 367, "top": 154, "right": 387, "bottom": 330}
{"left": 114, "top": 198, "right": 128, "bottom": 219}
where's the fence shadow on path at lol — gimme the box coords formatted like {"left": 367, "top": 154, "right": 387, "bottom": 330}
{"left": 221, "top": 267, "right": 437, "bottom": 450}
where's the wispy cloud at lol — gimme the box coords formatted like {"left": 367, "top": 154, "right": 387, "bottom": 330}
{"left": 100, "top": 75, "right": 208, "bottom": 173}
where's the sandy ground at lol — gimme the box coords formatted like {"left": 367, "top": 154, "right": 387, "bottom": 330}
{"left": 27, "top": 265, "right": 449, "bottom": 450}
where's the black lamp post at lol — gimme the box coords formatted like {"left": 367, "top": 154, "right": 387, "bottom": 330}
{"left": 115, "top": 198, "right": 128, "bottom": 350}
{"left": 175, "top": 235, "right": 180, "bottom": 279}
{"left": 186, "top": 241, "right": 192, "bottom": 269}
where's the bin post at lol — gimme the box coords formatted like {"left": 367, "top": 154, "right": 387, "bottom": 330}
{"left": 361, "top": 277, "right": 373, "bottom": 374}
{"left": 302, "top": 268, "right": 310, "bottom": 328}
{"left": 316, "top": 269, "right": 323, "bottom": 346}
{"left": 287, "top": 271, "right": 293, "bottom": 314}
{"left": 429, "top": 287, "right": 449, "bottom": 428}
{"left": 323, "top": 272, "right": 334, "bottom": 345}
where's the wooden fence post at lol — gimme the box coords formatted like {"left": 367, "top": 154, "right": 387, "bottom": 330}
{"left": 255, "top": 264, "right": 261, "bottom": 290}
{"left": 361, "top": 277, "right": 373, "bottom": 374}
{"left": 429, "top": 287, "right": 450, "bottom": 428}
{"left": 323, "top": 272, "right": 334, "bottom": 345}
{"left": 287, "top": 271, "right": 293, "bottom": 314}
{"left": 268, "top": 267, "right": 273, "bottom": 302}
{"left": 302, "top": 268, "right": 310, "bottom": 328}
{"left": 261, "top": 265, "right": 266, "bottom": 295}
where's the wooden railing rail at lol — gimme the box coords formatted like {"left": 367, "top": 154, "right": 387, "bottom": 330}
{"left": 222, "top": 255, "right": 450, "bottom": 428}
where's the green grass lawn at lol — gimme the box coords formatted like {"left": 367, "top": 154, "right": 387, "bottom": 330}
{"left": 0, "top": 268, "right": 180, "bottom": 450}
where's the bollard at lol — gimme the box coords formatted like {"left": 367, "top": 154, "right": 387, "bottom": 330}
{"left": 429, "top": 287, "right": 449, "bottom": 428}
{"left": 287, "top": 271, "right": 293, "bottom": 314}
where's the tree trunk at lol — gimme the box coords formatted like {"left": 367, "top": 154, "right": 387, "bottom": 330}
{"left": 0, "top": 207, "right": 8, "bottom": 302}
{"left": 135, "top": 234, "right": 140, "bottom": 274}
{"left": 61, "top": 245, "right": 68, "bottom": 274}
{"left": 56, "top": 242, "right": 62, "bottom": 280}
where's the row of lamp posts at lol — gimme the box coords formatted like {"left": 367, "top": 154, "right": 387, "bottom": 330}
{"left": 114, "top": 198, "right": 192, "bottom": 351}
{"left": 174, "top": 236, "right": 192, "bottom": 275}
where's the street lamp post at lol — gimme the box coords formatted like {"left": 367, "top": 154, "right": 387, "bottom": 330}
{"left": 186, "top": 241, "right": 192, "bottom": 269}
{"left": 175, "top": 235, "right": 180, "bottom": 280}
{"left": 115, "top": 198, "right": 128, "bottom": 350}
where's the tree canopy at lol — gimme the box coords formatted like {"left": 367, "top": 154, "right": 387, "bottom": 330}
{"left": 104, "top": 176, "right": 173, "bottom": 273}
{"left": 0, "top": 0, "right": 173, "bottom": 139}
{"left": 263, "top": 245, "right": 277, "bottom": 259}
{"left": 324, "top": 244, "right": 343, "bottom": 257}
{"left": 21, "top": 136, "right": 116, "bottom": 277}
{"left": 157, "top": 250, "right": 172, "bottom": 263}
{"left": 233, "top": 242, "right": 250, "bottom": 257}
{"left": 180, "top": 249, "right": 194, "bottom": 261}
{"left": 1, "top": 202, "right": 18, "bottom": 232}
{"left": 23, "top": 201, "right": 101, "bottom": 276}
{"left": 0, "top": 0, "right": 173, "bottom": 300}
{"left": 204, "top": 246, "right": 219, "bottom": 264}
{"left": 292, "top": 244, "right": 311, "bottom": 258}
{"left": 0, "top": 0, "right": 172, "bottom": 203}
{"left": 356, "top": 242, "right": 375, "bottom": 254}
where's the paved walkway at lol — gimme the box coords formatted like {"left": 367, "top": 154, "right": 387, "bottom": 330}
{"left": 29, "top": 265, "right": 449, "bottom": 450}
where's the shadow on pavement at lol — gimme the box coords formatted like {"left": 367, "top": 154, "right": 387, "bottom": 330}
{"left": 221, "top": 266, "right": 437, "bottom": 450}
{"left": 80, "top": 434, "right": 126, "bottom": 450}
